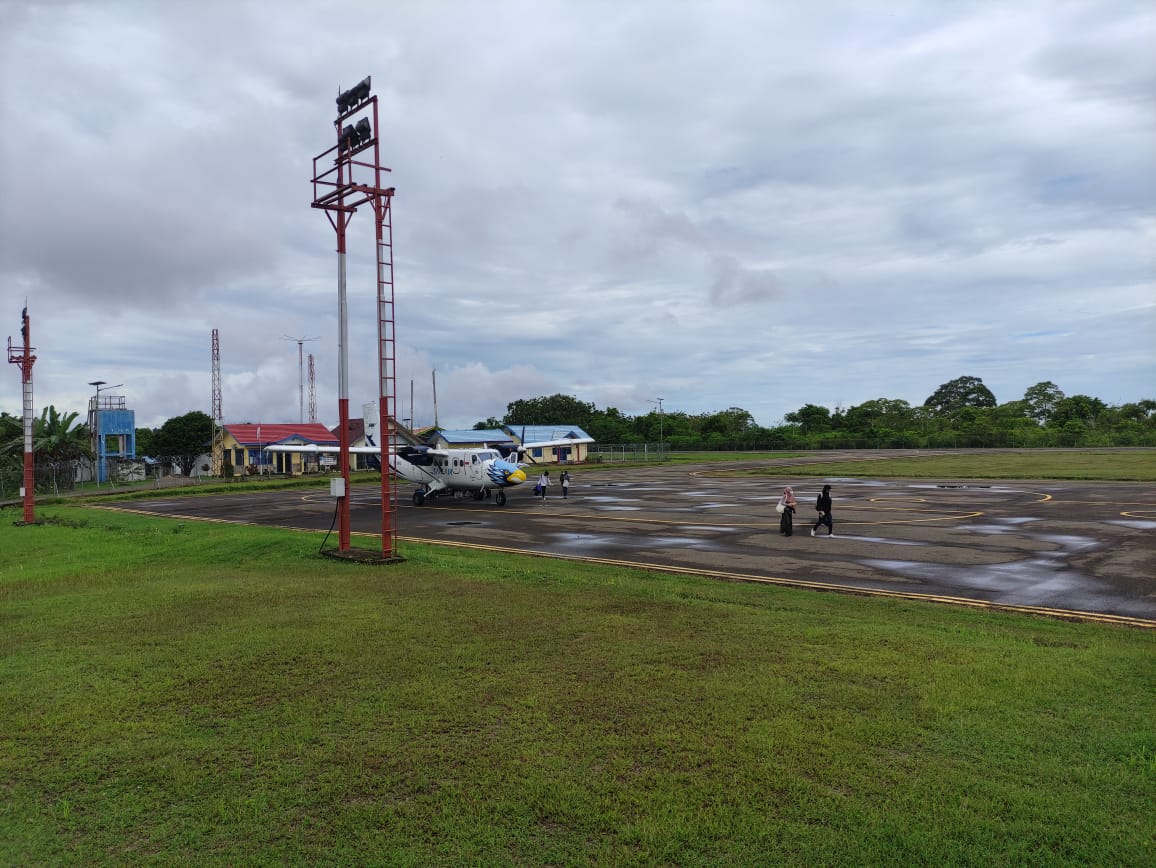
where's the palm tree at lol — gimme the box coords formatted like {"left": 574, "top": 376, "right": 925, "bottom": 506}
{"left": 32, "top": 406, "right": 92, "bottom": 493}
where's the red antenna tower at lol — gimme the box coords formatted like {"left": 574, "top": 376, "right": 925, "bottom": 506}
{"left": 312, "top": 75, "right": 398, "bottom": 560}
{"left": 211, "top": 328, "right": 223, "bottom": 475}
{"left": 307, "top": 353, "right": 317, "bottom": 424}
{"left": 7, "top": 304, "right": 37, "bottom": 523}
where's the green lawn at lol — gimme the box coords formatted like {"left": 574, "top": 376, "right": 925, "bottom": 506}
{"left": 728, "top": 449, "right": 1156, "bottom": 481}
{"left": 2, "top": 506, "right": 1153, "bottom": 865}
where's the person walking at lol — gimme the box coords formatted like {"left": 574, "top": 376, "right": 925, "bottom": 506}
{"left": 778, "top": 485, "right": 798, "bottom": 536}
{"left": 536, "top": 470, "right": 551, "bottom": 500}
{"left": 560, "top": 470, "right": 571, "bottom": 499}
{"left": 812, "top": 484, "right": 835, "bottom": 537}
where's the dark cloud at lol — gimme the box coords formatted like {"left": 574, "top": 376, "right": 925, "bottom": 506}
{"left": 1, "top": 0, "right": 1152, "bottom": 430}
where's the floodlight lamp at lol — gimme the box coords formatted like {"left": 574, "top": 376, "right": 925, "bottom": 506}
{"left": 350, "top": 76, "right": 371, "bottom": 104}
{"left": 354, "top": 117, "right": 372, "bottom": 145}
{"left": 339, "top": 125, "right": 357, "bottom": 151}
{"left": 335, "top": 76, "right": 372, "bottom": 115}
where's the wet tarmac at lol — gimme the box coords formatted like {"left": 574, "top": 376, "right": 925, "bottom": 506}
{"left": 101, "top": 462, "right": 1156, "bottom": 625}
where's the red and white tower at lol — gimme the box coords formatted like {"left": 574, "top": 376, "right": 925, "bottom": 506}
{"left": 8, "top": 304, "right": 37, "bottom": 523}
{"left": 311, "top": 75, "right": 398, "bottom": 559}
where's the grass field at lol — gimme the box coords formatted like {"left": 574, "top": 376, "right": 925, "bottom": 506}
{"left": 704, "top": 448, "right": 1156, "bottom": 482}
{"left": 2, "top": 505, "right": 1153, "bottom": 865}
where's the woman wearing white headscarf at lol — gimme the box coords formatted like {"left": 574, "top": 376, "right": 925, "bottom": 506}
{"left": 778, "top": 485, "right": 798, "bottom": 536}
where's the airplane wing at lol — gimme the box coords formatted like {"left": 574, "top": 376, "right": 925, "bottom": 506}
{"left": 262, "top": 443, "right": 448, "bottom": 457}
{"left": 262, "top": 444, "right": 381, "bottom": 454}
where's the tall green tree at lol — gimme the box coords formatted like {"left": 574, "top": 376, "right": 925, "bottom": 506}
{"left": 842, "top": 399, "right": 914, "bottom": 434}
{"left": 135, "top": 426, "right": 158, "bottom": 457}
{"left": 1051, "top": 395, "right": 1108, "bottom": 431}
{"left": 153, "top": 411, "right": 213, "bottom": 476}
{"left": 586, "top": 406, "right": 634, "bottom": 444}
{"left": 1022, "top": 381, "right": 1065, "bottom": 426}
{"left": 924, "top": 376, "right": 996, "bottom": 416}
{"left": 784, "top": 404, "right": 832, "bottom": 434}
{"left": 505, "top": 395, "right": 596, "bottom": 426}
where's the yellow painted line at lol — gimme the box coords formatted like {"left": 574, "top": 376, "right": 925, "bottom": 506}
{"left": 386, "top": 535, "right": 1156, "bottom": 631}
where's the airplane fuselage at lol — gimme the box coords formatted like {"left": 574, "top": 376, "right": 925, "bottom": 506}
{"left": 394, "top": 447, "right": 527, "bottom": 503}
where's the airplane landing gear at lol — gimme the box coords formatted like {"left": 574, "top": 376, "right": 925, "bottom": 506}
{"left": 412, "top": 489, "right": 426, "bottom": 506}
{"left": 495, "top": 490, "right": 507, "bottom": 506}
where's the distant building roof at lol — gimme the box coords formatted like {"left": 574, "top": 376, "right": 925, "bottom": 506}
{"left": 436, "top": 428, "right": 515, "bottom": 445}
{"left": 223, "top": 423, "right": 338, "bottom": 447}
{"left": 332, "top": 418, "right": 367, "bottom": 444}
{"left": 508, "top": 425, "right": 594, "bottom": 444}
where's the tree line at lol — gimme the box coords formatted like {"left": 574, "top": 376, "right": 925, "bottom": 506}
{"left": 479, "top": 376, "right": 1156, "bottom": 450}
{"left": 4, "top": 376, "right": 1153, "bottom": 494}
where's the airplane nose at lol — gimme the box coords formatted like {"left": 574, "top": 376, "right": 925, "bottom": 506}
{"left": 507, "top": 468, "right": 526, "bottom": 485}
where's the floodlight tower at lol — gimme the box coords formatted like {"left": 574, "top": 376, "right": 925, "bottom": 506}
{"left": 7, "top": 304, "right": 37, "bottom": 523}
{"left": 282, "top": 334, "right": 319, "bottom": 424}
{"left": 311, "top": 75, "right": 399, "bottom": 558}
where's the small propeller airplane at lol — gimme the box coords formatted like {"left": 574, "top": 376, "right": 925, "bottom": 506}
{"left": 264, "top": 433, "right": 591, "bottom": 506}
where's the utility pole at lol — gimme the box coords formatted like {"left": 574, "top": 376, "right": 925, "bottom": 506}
{"left": 654, "top": 397, "right": 665, "bottom": 457}
{"left": 282, "top": 335, "right": 319, "bottom": 424}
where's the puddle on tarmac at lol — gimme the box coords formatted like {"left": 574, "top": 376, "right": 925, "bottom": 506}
{"left": 1036, "top": 534, "right": 1099, "bottom": 551}
{"left": 860, "top": 527, "right": 1151, "bottom": 616}
{"left": 1109, "top": 520, "right": 1156, "bottom": 530}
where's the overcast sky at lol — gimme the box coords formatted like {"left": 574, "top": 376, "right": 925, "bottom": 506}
{"left": 2, "top": 0, "right": 1153, "bottom": 431}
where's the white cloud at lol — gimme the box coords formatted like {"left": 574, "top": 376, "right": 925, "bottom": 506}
{"left": 1, "top": 0, "right": 1153, "bottom": 433}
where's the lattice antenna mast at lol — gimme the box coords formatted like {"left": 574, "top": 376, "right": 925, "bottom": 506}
{"left": 211, "top": 328, "right": 223, "bottom": 476}
{"left": 211, "top": 329, "right": 222, "bottom": 422}
{"left": 307, "top": 353, "right": 317, "bottom": 424}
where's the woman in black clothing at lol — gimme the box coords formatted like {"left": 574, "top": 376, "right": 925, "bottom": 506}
{"left": 811, "top": 484, "right": 834, "bottom": 537}
{"left": 778, "top": 485, "right": 798, "bottom": 536}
